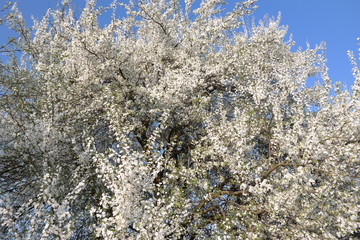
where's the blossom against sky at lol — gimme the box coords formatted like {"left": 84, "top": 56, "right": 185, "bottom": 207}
{"left": 253, "top": 0, "right": 360, "bottom": 89}
{"left": 1, "top": 0, "right": 359, "bottom": 88}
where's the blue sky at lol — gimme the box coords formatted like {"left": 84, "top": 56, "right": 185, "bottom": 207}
{"left": 1, "top": 0, "right": 359, "bottom": 88}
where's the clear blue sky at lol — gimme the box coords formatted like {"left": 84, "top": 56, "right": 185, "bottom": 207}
{"left": 1, "top": 0, "right": 359, "bottom": 88}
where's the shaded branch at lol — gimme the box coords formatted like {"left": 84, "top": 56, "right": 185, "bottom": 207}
{"left": 261, "top": 162, "right": 305, "bottom": 180}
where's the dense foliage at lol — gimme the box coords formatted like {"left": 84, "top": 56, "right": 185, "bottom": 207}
{"left": 0, "top": 0, "right": 359, "bottom": 239}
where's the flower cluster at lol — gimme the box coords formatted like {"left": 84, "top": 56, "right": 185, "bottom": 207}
{"left": 0, "top": 0, "right": 359, "bottom": 239}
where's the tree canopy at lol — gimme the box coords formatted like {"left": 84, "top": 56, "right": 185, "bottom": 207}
{"left": 0, "top": 0, "right": 359, "bottom": 239}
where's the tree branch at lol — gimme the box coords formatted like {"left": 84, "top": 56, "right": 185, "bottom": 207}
{"left": 261, "top": 162, "right": 305, "bottom": 180}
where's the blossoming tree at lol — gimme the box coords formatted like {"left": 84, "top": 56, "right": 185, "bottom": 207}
{"left": 0, "top": 0, "right": 359, "bottom": 239}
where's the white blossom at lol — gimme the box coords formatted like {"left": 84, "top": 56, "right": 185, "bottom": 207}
{"left": 0, "top": 0, "right": 359, "bottom": 239}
